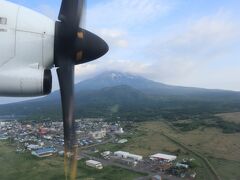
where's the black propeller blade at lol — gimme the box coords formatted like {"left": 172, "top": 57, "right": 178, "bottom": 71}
{"left": 58, "top": 0, "right": 85, "bottom": 31}
{"left": 54, "top": 0, "right": 108, "bottom": 179}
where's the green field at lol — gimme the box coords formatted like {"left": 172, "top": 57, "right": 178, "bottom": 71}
{"left": 0, "top": 142, "right": 146, "bottom": 180}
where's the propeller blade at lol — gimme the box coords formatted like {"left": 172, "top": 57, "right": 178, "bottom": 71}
{"left": 55, "top": 0, "right": 109, "bottom": 179}
{"left": 58, "top": 0, "right": 85, "bottom": 30}
{"left": 57, "top": 60, "right": 75, "bottom": 151}
{"left": 57, "top": 60, "right": 76, "bottom": 179}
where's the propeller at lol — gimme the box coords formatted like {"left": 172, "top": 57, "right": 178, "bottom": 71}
{"left": 54, "top": 0, "right": 108, "bottom": 179}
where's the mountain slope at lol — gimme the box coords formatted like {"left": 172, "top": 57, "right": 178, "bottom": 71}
{"left": 1, "top": 71, "right": 240, "bottom": 121}
{"left": 76, "top": 71, "right": 240, "bottom": 98}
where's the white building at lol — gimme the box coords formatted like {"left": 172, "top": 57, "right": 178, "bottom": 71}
{"left": 27, "top": 144, "right": 41, "bottom": 150}
{"left": 43, "top": 135, "right": 52, "bottom": 140}
{"left": 150, "top": 153, "right": 177, "bottom": 162}
{"left": 176, "top": 162, "right": 189, "bottom": 169}
{"left": 114, "top": 151, "right": 143, "bottom": 161}
{"left": 86, "top": 160, "right": 103, "bottom": 169}
{"left": 115, "top": 128, "right": 124, "bottom": 134}
{"left": 117, "top": 139, "right": 128, "bottom": 144}
{"left": 101, "top": 151, "right": 111, "bottom": 157}
{"left": 0, "top": 122, "right": 6, "bottom": 127}
{"left": 89, "top": 129, "right": 106, "bottom": 139}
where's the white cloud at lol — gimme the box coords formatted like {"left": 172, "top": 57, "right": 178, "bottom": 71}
{"left": 7, "top": 1, "right": 240, "bottom": 93}
{"left": 73, "top": 9, "right": 240, "bottom": 91}
{"left": 74, "top": 58, "right": 151, "bottom": 81}
{"left": 97, "top": 29, "right": 129, "bottom": 48}
{"left": 142, "top": 10, "right": 240, "bottom": 89}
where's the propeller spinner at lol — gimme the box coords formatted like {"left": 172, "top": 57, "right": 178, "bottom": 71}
{"left": 54, "top": 0, "right": 108, "bottom": 179}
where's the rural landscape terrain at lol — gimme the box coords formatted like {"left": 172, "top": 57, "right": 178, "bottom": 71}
{"left": 0, "top": 72, "right": 240, "bottom": 180}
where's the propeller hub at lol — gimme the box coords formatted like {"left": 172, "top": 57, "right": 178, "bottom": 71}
{"left": 54, "top": 23, "right": 109, "bottom": 66}
{"left": 74, "top": 29, "right": 109, "bottom": 64}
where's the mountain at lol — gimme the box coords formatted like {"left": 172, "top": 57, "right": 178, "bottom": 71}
{"left": 76, "top": 71, "right": 240, "bottom": 98}
{"left": 1, "top": 71, "right": 240, "bottom": 121}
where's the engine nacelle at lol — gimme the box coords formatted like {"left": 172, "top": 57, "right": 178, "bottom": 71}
{"left": 0, "top": 68, "right": 52, "bottom": 97}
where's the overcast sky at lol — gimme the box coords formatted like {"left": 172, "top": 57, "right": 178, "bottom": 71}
{"left": 1, "top": 0, "right": 240, "bottom": 104}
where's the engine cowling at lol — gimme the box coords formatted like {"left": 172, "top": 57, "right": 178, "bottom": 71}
{"left": 0, "top": 68, "right": 52, "bottom": 97}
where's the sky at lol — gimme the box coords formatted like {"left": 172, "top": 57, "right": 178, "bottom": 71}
{"left": 1, "top": 0, "right": 240, "bottom": 104}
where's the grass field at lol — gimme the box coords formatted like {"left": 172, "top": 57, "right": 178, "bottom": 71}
{"left": 77, "top": 160, "right": 146, "bottom": 180}
{"left": 103, "top": 121, "right": 240, "bottom": 180}
{"left": 0, "top": 142, "right": 65, "bottom": 180}
{"left": 209, "top": 157, "right": 240, "bottom": 180}
{"left": 170, "top": 126, "right": 240, "bottom": 161}
{"left": 0, "top": 142, "right": 146, "bottom": 180}
{"left": 216, "top": 112, "right": 240, "bottom": 124}
{"left": 142, "top": 121, "right": 240, "bottom": 180}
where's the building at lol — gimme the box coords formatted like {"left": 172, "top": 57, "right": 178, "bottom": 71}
{"left": 27, "top": 144, "right": 41, "bottom": 150}
{"left": 58, "top": 150, "right": 64, "bottom": 156}
{"left": 31, "top": 147, "right": 56, "bottom": 158}
{"left": 115, "top": 128, "right": 124, "bottom": 134}
{"left": 150, "top": 153, "right": 177, "bottom": 162}
{"left": 176, "top": 162, "right": 189, "bottom": 169}
{"left": 101, "top": 151, "right": 111, "bottom": 157}
{"left": 152, "top": 175, "right": 162, "bottom": 180}
{"left": 89, "top": 129, "right": 106, "bottom": 139}
{"left": 86, "top": 160, "right": 103, "bottom": 169}
{"left": 114, "top": 151, "right": 143, "bottom": 161}
{"left": 43, "top": 135, "right": 52, "bottom": 140}
{"left": 39, "top": 127, "right": 48, "bottom": 135}
{"left": 0, "top": 135, "right": 8, "bottom": 140}
{"left": 117, "top": 139, "right": 128, "bottom": 144}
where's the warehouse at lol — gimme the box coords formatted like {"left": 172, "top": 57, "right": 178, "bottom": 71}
{"left": 114, "top": 151, "right": 143, "bottom": 161}
{"left": 150, "top": 153, "right": 177, "bottom": 162}
{"left": 86, "top": 160, "right": 103, "bottom": 169}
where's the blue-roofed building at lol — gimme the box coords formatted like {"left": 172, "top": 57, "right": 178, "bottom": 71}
{"left": 31, "top": 147, "right": 56, "bottom": 158}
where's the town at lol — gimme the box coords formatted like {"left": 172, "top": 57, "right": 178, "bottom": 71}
{"left": 0, "top": 118, "right": 197, "bottom": 180}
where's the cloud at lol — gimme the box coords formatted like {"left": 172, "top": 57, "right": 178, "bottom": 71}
{"left": 74, "top": 58, "right": 151, "bottom": 81}
{"left": 73, "top": 9, "right": 240, "bottom": 91}
{"left": 143, "top": 10, "right": 240, "bottom": 88}
{"left": 5, "top": 1, "right": 240, "bottom": 94}
{"left": 97, "top": 29, "right": 129, "bottom": 48}
{"left": 36, "top": 1, "right": 240, "bottom": 91}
